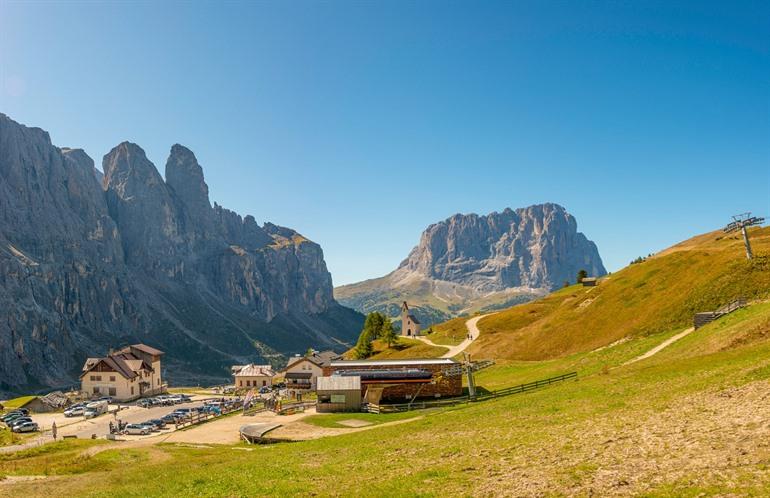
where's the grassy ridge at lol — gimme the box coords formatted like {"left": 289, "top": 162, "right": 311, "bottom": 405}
{"left": 347, "top": 338, "right": 447, "bottom": 360}
{"left": 425, "top": 316, "right": 469, "bottom": 346}
{"left": 470, "top": 227, "right": 770, "bottom": 361}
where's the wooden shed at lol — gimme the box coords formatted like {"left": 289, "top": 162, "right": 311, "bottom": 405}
{"left": 316, "top": 376, "right": 362, "bottom": 413}
{"left": 581, "top": 277, "right": 598, "bottom": 287}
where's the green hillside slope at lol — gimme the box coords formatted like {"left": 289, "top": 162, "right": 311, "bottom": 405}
{"left": 5, "top": 300, "right": 770, "bottom": 496}
{"left": 469, "top": 227, "right": 770, "bottom": 360}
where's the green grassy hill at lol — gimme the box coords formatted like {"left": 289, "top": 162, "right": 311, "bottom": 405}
{"left": 3, "top": 300, "right": 770, "bottom": 496}
{"left": 469, "top": 226, "right": 770, "bottom": 361}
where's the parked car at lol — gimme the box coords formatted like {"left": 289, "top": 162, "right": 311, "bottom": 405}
{"left": 258, "top": 386, "right": 271, "bottom": 394}
{"left": 143, "top": 419, "right": 166, "bottom": 430}
{"left": 2, "top": 409, "right": 29, "bottom": 422}
{"left": 124, "top": 424, "right": 152, "bottom": 435}
{"left": 161, "top": 414, "right": 182, "bottom": 424}
{"left": 10, "top": 417, "right": 33, "bottom": 428}
{"left": 178, "top": 394, "right": 192, "bottom": 403}
{"left": 64, "top": 405, "right": 86, "bottom": 417}
{"left": 12, "top": 421, "right": 38, "bottom": 433}
{"left": 3, "top": 413, "right": 27, "bottom": 425}
{"left": 95, "top": 396, "right": 112, "bottom": 403}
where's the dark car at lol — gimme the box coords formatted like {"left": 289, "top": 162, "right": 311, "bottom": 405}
{"left": 10, "top": 417, "right": 33, "bottom": 428}
{"left": 3, "top": 408, "right": 29, "bottom": 421}
{"left": 142, "top": 419, "right": 166, "bottom": 431}
{"left": 161, "top": 414, "right": 181, "bottom": 424}
{"left": 137, "top": 399, "right": 153, "bottom": 408}
{"left": 3, "top": 412, "right": 27, "bottom": 425}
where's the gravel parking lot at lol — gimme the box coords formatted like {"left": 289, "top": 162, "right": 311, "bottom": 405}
{"left": 27, "top": 396, "right": 215, "bottom": 440}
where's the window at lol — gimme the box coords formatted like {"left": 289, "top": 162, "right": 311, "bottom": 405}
{"left": 157, "top": 379, "right": 160, "bottom": 385}
{"left": 90, "top": 375, "right": 96, "bottom": 381}
{"left": 96, "top": 375, "right": 102, "bottom": 381}
{"left": 246, "top": 380, "right": 251, "bottom": 387}
{"left": 239, "top": 380, "right": 243, "bottom": 387}
{"left": 262, "top": 380, "right": 266, "bottom": 386}
{"left": 92, "top": 387, "right": 99, "bottom": 394}
{"left": 131, "top": 386, "right": 134, "bottom": 395}
{"left": 109, "top": 387, "right": 116, "bottom": 396}
{"left": 109, "top": 376, "right": 116, "bottom": 382}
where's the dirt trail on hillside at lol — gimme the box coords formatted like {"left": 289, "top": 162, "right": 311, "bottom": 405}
{"left": 267, "top": 416, "right": 423, "bottom": 441}
{"left": 623, "top": 327, "right": 695, "bottom": 365}
{"left": 416, "top": 313, "right": 495, "bottom": 358}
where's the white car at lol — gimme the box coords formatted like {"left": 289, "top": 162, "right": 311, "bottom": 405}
{"left": 12, "top": 421, "right": 38, "bottom": 433}
{"left": 124, "top": 424, "right": 152, "bottom": 435}
{"left": 64, "top": 406, "right": 85, "bottom": 417}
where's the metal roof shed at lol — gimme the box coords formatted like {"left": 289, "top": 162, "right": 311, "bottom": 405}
{"left": 316, "top": 376, "right": 362, "bottom": 413}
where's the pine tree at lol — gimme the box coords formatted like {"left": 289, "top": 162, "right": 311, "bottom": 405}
{"left": 381, "top": 319, "right": 398, "bottom": 348}
{"left": 576, "top": 269, "right": 588, "bottom": 284}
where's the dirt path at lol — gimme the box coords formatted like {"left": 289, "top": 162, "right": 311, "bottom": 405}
{"left": 416, "top": 313, "right": 494, "bottom": 358}
{"left": 624, "top": 327, "right": 695, "bottom": 365}
{"left": 268, "top": 416, "right": 423, "bottom": 441}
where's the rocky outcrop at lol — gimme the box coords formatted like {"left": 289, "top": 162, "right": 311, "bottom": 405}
{"left": 397, "top": 204, "right": 606, "bottom": 292}
{"left": 336, "top": 204, "right": 605, "bottom": 325}
{"left": 0, "top": 113, "right": 361, "bottom": 396}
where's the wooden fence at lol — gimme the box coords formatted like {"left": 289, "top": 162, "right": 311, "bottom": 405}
{"left": 173, "top": 400, "right": 243, "bottom": 429}
{"left": 694, "top": 297, "right": 747, "bottom": 329}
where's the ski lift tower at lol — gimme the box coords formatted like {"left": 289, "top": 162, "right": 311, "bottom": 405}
{"left": 724, "top": 213, "right": 765, "bottom": 260}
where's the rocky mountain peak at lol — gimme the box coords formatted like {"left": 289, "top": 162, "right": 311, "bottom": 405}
{"left": 103, "top": 141, "right": 165, "bottom": 191}
{"left": 0, "top": 113, "right": 361, "bottom": 396}
{"left": 165, "top": 143, "right": 211, "bottom": 217}
{"left": 398, "top": 203, "right": 606, "bottom": 292}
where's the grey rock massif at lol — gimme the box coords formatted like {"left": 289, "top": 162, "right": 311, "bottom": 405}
{"left": 335, "top": 204, "right": 606, "bottom": 325}
{"left": 0, "top": 113, "right": 361, "bottom": 396}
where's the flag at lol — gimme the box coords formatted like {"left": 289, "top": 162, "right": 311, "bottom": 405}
{"left": 243, "top": 388, "right": 255, "bottom": 409}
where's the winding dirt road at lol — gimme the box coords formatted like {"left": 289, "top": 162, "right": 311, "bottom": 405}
{"left": 417, "top": 313, "right": 492, "bottom": 358}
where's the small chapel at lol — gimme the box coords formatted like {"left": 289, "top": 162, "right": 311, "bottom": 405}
{"left": 400, "top": 301, "right": 422, "bottom": 337}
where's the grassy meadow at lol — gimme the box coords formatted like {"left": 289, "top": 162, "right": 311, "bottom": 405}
{"left": 2, "top": 300, "right": 769, "bottom": 496}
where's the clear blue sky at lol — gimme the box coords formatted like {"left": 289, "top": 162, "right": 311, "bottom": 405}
{"left": 1, "top": 1, "right": 768, "bottom": 285}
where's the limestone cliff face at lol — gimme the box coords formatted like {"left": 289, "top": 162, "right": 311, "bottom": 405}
{"left": 0, "top": 113, "right": 360, "bottom": 395}
{"left": 336, "top": 204, "right": 606, "bottom": 327}
{"left": 396, "top": 204, "right": 606, "bottom": 292}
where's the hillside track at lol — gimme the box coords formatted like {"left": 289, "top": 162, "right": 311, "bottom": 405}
{"left": 416, "top": 312, "right": 496, "bottom": 358}
{"left": 623, "top": 327, "right": 695, "bottom": 365}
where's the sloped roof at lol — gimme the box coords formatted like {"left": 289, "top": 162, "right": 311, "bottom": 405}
{"left": 318, "top": 375, "right": 361, "bottom": 391}
{"left": 312, "top": 350, "right": 341, "bottom": 366}
{"left": 118, "top": 343, "right": 164, "bottom": 356}
{"left": 285, "top": 350, "right": 341, "bottom": 369}
{"left": 80, "top": 350, "right": 153, "bottom": 380}
{"left": 331, "top": 358, "right": 457, "bottom": 367}
{"left": 234, "top": 364, "right": 275, "bottom": 377}
{"left": 82, "top": 358, "right": 101, "bottom": 371}
{"left": 407, "top": 314, "right": 421, "bottom": 325}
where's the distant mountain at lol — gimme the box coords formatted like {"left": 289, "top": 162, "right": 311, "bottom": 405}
{"left": 335, "top": 204, "right": 606, "bottom": 325}
{"left": 0, "top": 113, "right": 362, "bottom": 396}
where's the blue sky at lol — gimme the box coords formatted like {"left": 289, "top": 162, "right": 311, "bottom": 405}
{"left": 1, "top": 1, "right": 768, "bottom": 285}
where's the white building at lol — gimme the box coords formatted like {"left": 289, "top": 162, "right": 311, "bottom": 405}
{"left": 80, "top": 344, "right": 165, "bottom": 401}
